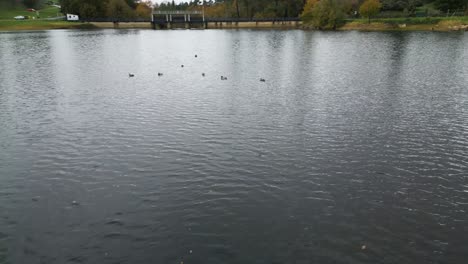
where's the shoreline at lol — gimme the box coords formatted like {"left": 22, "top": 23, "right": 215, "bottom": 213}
{"left": 1, "top": 17, "right": 467, "bottom": 32}
{"left": 338, "top": 17, "right": 468, "bottom": 32}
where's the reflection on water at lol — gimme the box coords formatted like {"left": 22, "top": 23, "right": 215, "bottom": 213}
{"left": 0, "top": 29, "right": 467, "bottom": 264}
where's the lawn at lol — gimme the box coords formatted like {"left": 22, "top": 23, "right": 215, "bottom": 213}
{"left": 0, "top": 5, "right": 62, "bottom": 20}
{"left": 0, "top": 20, "right": 95, "bottom": 31}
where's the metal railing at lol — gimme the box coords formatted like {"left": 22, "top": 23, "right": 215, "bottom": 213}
{"left": 206, "top": 17, "right": 300, "bottom": 22}
{"left": 152, "top": 10, "right": 203, "bottom": 15}
{"left": 152, "top": 17, "right": 300, "bottom": 23}
{"left": 83, "top": 18, "right": 151, "bottom": 22}
{"left": 84, "top": 17, "right": 300, "bottom": 23}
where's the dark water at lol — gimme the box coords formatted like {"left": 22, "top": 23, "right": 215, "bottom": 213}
{"left": 0, "top": 29, "right": 467, "bottom": 264}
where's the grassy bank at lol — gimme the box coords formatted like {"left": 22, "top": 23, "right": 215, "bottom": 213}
{"left": 0, "top": 4, "right": 91, "bottom": 31}
{"left": 0, "top": 6, "right": 61, "bottom": 20}
{"left": 339, "top": 16, "right": 468, "bottom": 31}
{"left": 0, "top": 20, "right": 96, "bottom": 31}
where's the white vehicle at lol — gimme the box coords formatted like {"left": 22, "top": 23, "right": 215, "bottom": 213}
{"left": 66, "top": 14, "right": 79, "bottom": 21}
{"left": 14, "top": 16, "right": 25, "bottom": 20}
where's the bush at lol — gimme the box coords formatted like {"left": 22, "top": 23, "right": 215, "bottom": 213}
{"left": 360, "top": 0, "right": 382, "bottom": 23}
{"left": 301, "top": 0, "right": 344, "bottom": 29}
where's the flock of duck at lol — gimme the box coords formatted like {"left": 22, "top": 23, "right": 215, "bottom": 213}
{"left": 128, "top": 54, "right": 267, "bottom": 82}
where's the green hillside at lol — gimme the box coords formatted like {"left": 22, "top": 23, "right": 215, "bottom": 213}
{"left": 0, "top": 5, "right": 62, "bottom": 20}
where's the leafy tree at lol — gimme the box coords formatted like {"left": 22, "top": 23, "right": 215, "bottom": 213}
{"left": 300, "top": 0, "right": 319, "bottom": 22}
{"left": 380, "top": 0, "right": 422, "bottom": 15}
{"left": 360, "top": 0, "right": 381, "bottom": 23}
{"left": 233, "top": 0, "right": 240, "bottom": 17}
{"left": 135, "top": 2, "right": 151, "bottom": 18}
{"left": 125, "top": 0, "right": 136, "bottom": 9}
{"left": 79, "top": 3, "right": 98, "bottom": 18}
{"left": 339, "top": 0, "right": 359, "bottom": 15}
{"left": 61, "top": 0, "right": 109, "bottom": 18}
{"left": 434, "top": 0, "right": 467, "bottom": 12}
{"left": 301, "top": 0, "right": 344, "bottom": 29}
{"left": 106, "top": 0, "right": 134, "bottom": 19}
{"left": 155, "top": 0, "right": 306, "bottom": 18}
{"left": 0, "top": 0, "right": 21, "bottom": 8}
{"left": 23, "top": 0, "right": 45, "bottom": 8}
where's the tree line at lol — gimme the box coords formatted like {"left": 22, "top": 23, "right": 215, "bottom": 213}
{"left": 0, "top": 0, "right": 48, "bottom": 9}
{"left": 157, "top": 0, "right": 307, "bottom": 18}
{"left": 300, "top": 0, "right": 466, "bottom": 29}
{"left": 157, "top": 0, "right": 465, "bottom": 18}
{"left": 59, "top": 0, "right": 153, "bottom": 19}
{"left": 59, "top": 0, "right": 307, "bottom": 20}
{"left": 1, "top": 0, "right": 464, "bottom": 20}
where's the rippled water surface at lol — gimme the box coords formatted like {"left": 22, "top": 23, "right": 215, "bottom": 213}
{"left": 0, "top": 29, "right": 467, "bottom": 264}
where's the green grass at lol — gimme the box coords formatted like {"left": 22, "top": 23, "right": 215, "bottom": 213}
{"left": 37, "top": 6, "right": 62, "bottom": 18}
{"left": 0, "top": 20, "right": 96, "bottom": 31}
{"left": 0, "top": 5, "right": 62, "bottom": 20}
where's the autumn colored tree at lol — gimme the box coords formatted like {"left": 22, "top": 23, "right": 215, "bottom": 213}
{"left": 156, "top": 0, "right": 305, "bottom": 18}
{"left": 135, "top": 2, "right": 151, "bottom": 18}
{"left": 301, "top": 0, "right": 344, "bottom": 29}
{"left": 359, "top": 0, "right": 381, "bottom": 23}
{"left": 300, "top": 0, "right": 319, "bottom": 22}
{"left": 204, "top": 2, "right": 230, "bottom": 18}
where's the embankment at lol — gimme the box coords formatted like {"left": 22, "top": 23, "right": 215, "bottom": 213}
{"left": 1, "top": 17, "right": 467, "bottom": 31}
{"left": 0, "top": 20, "right": 95, "bottom": 31}
{"left": 206, "top": 21, "right": 301, "bottom": 29}
{"left": 338, "top": 17, "right": 468, "bottom": 31}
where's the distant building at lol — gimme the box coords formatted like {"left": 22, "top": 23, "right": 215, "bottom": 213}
{"left": 66, "top": 14, "right": 79, "bottom": 21}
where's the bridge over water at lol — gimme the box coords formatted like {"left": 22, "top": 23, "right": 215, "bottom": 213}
{"left": 151, "top": 10, "right": 301, "bottom": 29}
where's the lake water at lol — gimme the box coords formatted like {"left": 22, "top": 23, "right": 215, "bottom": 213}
{"left": 0, "top": 29, "right": 467, "bottom": 264}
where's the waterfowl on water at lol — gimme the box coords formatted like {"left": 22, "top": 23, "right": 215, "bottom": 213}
{"left": 181, "top": 65, "right": 184, "bottom": 68}
{"left": 158, "top": 73, "right": 163, "bottom": 76}
{"left": 260, "top": 78, "right": 266, "bottom": 82}
{"left": 195, "top": 55, "right": 198, "bottom": 58}
{"left": 202, "top": 73, "right": 205, "bottom": 77}
{"left": 129, "top": 73, "right": 135, "bottom": 77}
{"left": 221, "top": 76, "right": 227, "bottom": 80}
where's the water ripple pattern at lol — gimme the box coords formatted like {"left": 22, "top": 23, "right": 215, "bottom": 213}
{"left": 0, "top": 29, "right": 467, "bottom": 264}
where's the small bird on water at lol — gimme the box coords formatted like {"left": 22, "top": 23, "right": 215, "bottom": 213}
{"left": 158, "top": 73, "right": 163, "bottom": 76}
{"left": 181, "top": 65, "right": 184, "bottom": 68}
{"left": 128, "top": 73, "right": 134, "bottom": 77}
{"left": 221, "top": 76, "right": 227, "bottom": 80}
{"left": 260, "top": 78, "right": 266, "bottom": 82}
{"left": 195, "top": 54, "right": 198, "bottom": 58}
